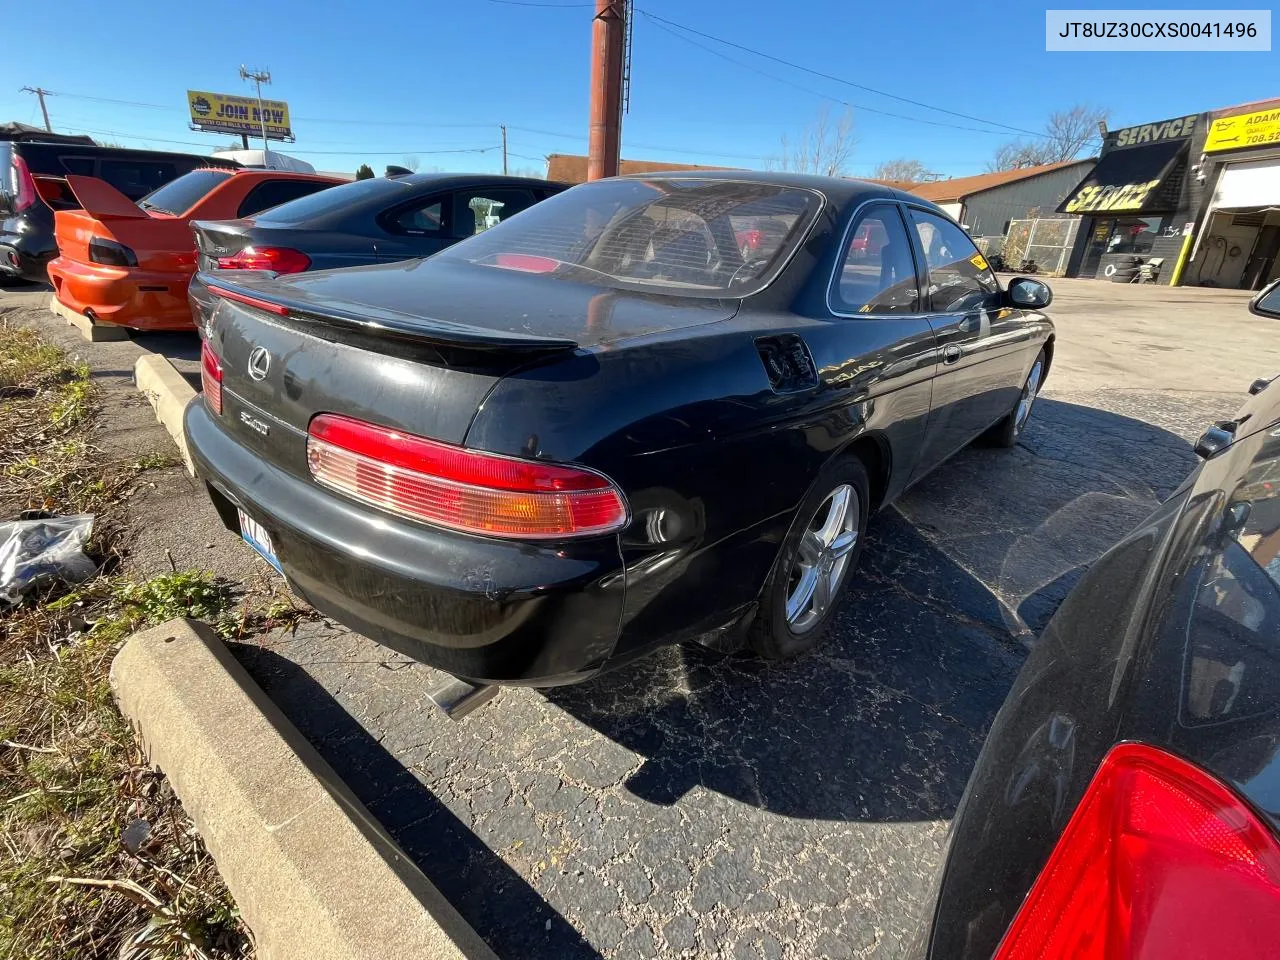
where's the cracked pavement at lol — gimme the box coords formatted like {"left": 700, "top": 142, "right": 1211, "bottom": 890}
{"left": 4, "top": 278, "right": 1265, "bottom": 958}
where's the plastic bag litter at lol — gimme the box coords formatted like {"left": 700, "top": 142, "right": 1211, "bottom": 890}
{"left": 0, "top": 514, "right": 97, "bottom": 606}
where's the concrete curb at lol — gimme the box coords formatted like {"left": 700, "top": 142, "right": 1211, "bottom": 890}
{"left": 134, "top": 354, "right": 196, "bottom": 475}
{"left": 111, "top": 619, "right": 497, "bottom": 960}
{"left": 48, "top": 294, "right": 129, "bottom": 341}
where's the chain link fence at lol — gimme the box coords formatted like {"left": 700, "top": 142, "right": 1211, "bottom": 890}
{"left": 993, "top": 218, "right": 1081, "bottom": 276}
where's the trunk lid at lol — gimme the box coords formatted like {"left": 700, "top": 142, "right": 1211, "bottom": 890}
{"left": 192, "top": 219, "right": 254, "bottom": 271}
{"left": 215, "top": 256, "right": 741, "bottom": 349}
{"left": 198, "top": 260, "right": 737, "bottom": 479}
{"left": 54, "top": 176, "right": 196, "bottom": 269}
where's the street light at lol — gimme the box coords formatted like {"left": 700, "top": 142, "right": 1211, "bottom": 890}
{"left": 239, "top": 65, "right": 272, "bottom": 156}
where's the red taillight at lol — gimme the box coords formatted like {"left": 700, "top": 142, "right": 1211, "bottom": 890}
{"left": 13, "top": 155, "right": 38, "bottom": 212}
{"left": 201, "top": 340, "right": 223, "bottom": 415}
{"left": 994, "top": 742, "right": 1280, "bottom": 960}
{"left": 306, "top": 414, "right": 629, "bottom": 539}
{"left": 216, "top": 246, "right": 311, "bottom": 274}
{"left": 207, "top": 285, "right": 289, "bottom": 316}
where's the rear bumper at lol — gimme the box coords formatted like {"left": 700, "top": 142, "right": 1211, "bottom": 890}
{"left": 46, "top": 256, "right": 194, "bottom": 331}
{"left": 183, "top": 397, "right": 627, "bottom": 685}
{"left": 0, "top": 236, "right": 54, "bottom": 283}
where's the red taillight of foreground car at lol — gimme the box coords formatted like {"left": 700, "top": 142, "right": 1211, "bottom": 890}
{"left": 201, "top": 340, "right": 223, "bottom": 415}
{"left": 215, "top": 246, "right": 311, "bottom": 274}
{"left": 12, "top": 155, "right": 38, "bottom": 212}
{"left": 993, "top": 742, "right": 1280, "bottom": 960}
{"left": 306, "top": 414, "right": 629, "bottom": 539}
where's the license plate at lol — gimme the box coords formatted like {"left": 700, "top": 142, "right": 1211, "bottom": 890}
{"left": 238, "top": 509, "right": 283, "bottom": 574}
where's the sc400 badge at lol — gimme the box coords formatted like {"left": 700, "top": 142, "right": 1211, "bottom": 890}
{"left": 239, "top": 412, "right": 270, "bottom": 437}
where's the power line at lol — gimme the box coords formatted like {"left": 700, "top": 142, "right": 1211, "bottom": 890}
{"left": 635, "top": 9, "right": 1048, "bottom": 140}
{"left": 643, "top": 17, "right": 1022, "bottom": 139}
{"left": 484, "top": 0, "right": 592, "bottom": 6}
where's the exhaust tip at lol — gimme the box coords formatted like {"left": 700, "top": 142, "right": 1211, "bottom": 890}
{"left": 426, "top": 675, "right": 499, "bottom": 721}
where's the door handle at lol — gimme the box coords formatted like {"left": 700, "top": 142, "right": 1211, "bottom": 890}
{"left": 943, "top": 344, "right": 962, "bottom": 364}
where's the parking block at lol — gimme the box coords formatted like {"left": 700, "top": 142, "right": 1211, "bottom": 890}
{"left": 110, "top": 618, "right": 497, "bottom": 960}
{"left": 48, "top": 294, "right": 129, "bottom": 341}
{"left": 134, "top": 354, "right": 196, "bottom": 474}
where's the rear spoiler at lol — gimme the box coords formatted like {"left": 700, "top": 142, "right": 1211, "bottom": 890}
{"left": 196, "top": 272, "right": 579, "bottom": 355}
{"left": 63, "top": 174, "right": 147, "bottom": 219}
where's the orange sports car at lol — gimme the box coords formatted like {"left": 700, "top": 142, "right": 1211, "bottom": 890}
{"left": 47, "top": 168, "right": 343, "bottom": 332}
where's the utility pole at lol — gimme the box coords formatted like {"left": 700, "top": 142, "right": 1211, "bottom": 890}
{"left": 239, "top": 66, "right": 272, "bottom": 155}
{"left": 500, "top": 125, "right": 508, "bottom": 175}
{"left": 587, "top": 0, "right": 625, "bottom": 180}
{"left": 19, "top": 87, "right": 53, "bottom": 132}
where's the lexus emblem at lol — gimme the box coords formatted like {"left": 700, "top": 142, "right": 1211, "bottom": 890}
{"left": 246, "top": 346, "right": 271, "bottom": 381}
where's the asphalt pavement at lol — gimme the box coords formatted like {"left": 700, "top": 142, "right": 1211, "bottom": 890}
{"left": 4, "top": 278, "right": 1268, "bottom": 959}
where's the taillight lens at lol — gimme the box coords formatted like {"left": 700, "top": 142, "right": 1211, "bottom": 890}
{"left": 13, "top": 155, "right": 38, "bottom": 212}
{"left": 88, "top": 237, "right": 138, "bottom": 267}
{"left": 994, "top": 742, "right": 1280, "bottom": 960}
{"left": 306, "top": 414, "right": 629, "bottom": 539}
{"left": 216, "top": 246, "right": 311, "bottom": 274}
{"left": 201, "top": 340, "right": 223, "bottom": 415}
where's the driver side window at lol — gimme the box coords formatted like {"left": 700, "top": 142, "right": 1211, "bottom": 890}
{"left": 908, "top": 209, "right": 1000, "bottom": 314}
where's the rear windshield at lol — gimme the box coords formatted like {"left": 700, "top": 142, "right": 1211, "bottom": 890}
{"left": 253, "top": 176, "right": 402, "bottom": 225}
{"left": 439, "top": 178, "right": 822, "bottom": 296}
{"left": 138, "top": 169, "right": 233, "bottom": 215}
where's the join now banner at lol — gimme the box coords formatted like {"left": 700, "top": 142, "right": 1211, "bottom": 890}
{"left": 187, "top": 90, "right": 293, "bottom": 141}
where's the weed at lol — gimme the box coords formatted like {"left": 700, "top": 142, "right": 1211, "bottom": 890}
{"left": 134, "top": 452, "right": 180, "bottom": 472}
{"left": 1, "top": 323, "right": 250, "bottom": 960}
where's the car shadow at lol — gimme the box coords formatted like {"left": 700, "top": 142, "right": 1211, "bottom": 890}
{"left": 227, "top": 641, "right": 605, "bottom": 960}
{"left": 544, "top": 397, "right": 1203, "bottom": 820}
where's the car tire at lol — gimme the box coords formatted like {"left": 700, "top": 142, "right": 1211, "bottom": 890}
{"left": 985, "top": 348, "right": 1046, "bottom": 448}
{"left": 750, "top": 456, "right": 870, "bottom": 660}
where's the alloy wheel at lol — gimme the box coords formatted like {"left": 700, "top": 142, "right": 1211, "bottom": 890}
{"left": 785, "top": 484, "right": 860, "bottom": 633}
{"left": 1015, "top": 359, "right": 1044, "bottom": 433}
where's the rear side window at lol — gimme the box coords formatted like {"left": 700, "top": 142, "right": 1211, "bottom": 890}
{"left": 908, "top": 208, "right": 1000, "bottom": 313}
{"left": 441, "top": 178, "right": 822, "bottom": 297}
{"left": 385, "top": 198, "right": 445, "bottom": 236}
{"left": 452, "top": 188, "right": 538, "bottom": 237}
{"left": 59, "top": 157, "right": 95, "bottom": 176}
{"left": 100, "top": 159, "right": 180, "bottom": 201}
{"left": 254, "top": 176, "right": 402, "bottom": 225}
{"left": 831, "top": 204, "right": 920, "bottom": 314}
{"left": 237, "top": 179, "right": 335, "bottom": 218}
{"left": 137, "top": 169, "right": 233, "bottom": 215}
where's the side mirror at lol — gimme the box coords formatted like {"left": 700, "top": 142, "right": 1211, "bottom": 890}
{"left": 1250, "top": 279, "right": 1280, "bottom": 319}
{"left": 1007, "top": 277, "right": 1052, "bottom": 310}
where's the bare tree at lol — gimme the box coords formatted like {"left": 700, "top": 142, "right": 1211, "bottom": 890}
{"left": 400, "top": 154, "right": 421, "bottom": 172}
{"left": 768, "top": 106, "right": 856, "bottom": 177}
{"left": 872, "top": 158, "right": 929, "bottom": 183}
{"left": 988, "top": 104, "right": 1109, "bottom": 171}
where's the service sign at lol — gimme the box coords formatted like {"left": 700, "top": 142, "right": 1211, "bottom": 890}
{"left": 1063, "top": 179, "right": 1164, "bottom": 213}
{"left": 1204, "top": 107, "right": 1280, "bottom": 153}
{"left": 187, "top": 90, "right": 292, "bottom": 140}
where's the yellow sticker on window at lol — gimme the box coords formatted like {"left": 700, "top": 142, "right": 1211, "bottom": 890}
{"left": 970, "top": 253, "right": 989, "bottom": 271}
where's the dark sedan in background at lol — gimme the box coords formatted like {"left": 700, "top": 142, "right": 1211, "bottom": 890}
{"left": 191, "top": 172, "right": 566, "bottom": 274}
{"left": 913, "top": 281, "right": 1280, "bottom": 960}
{"left": 184, "top": 171, "right": 1053, "bottom": 693}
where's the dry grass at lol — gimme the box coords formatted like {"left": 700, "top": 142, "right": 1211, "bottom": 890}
{"left": 0, "top": 321, "right": 253, "bottom": 960}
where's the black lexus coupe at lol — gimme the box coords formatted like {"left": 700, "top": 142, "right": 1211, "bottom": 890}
{"left": 184, "top": 171, "right": 1054, "bottom": 687}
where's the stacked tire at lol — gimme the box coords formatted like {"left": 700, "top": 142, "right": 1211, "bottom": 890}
{"left": 1102, "top": 255, "right": 1142, "bottom": 283}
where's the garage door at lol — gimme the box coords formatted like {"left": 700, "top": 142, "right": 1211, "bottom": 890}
{"left": 1213, "top": 158, "right": 1280, "bottom": 209}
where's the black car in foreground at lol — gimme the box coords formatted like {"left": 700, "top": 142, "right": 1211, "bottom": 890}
{"left": 184, "top": 172, "right": 1053, "bottom": 691}
{"left": 0, "top": 140, "right": 237, "bottom": 283}
{"left": 190, "top": 172, "right": 566, "bottom": 275}
{"left": 913, "top": 281, "right": 1280, "bottom": 959}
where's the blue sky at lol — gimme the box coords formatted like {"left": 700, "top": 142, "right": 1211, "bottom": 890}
{"left": 2, "top": 0, "right": 1275, "bottom": 178}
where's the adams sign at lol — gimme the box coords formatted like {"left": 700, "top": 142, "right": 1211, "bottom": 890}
{"left": 187, "top": 90, "right": 293, "bottom": 141}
